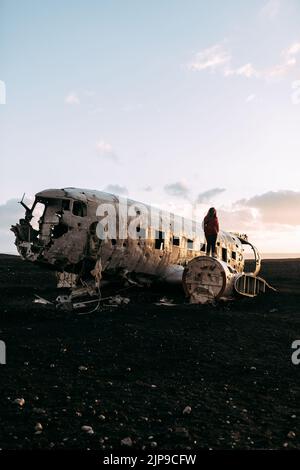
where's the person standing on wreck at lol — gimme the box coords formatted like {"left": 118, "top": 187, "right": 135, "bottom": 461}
{"left": 203, "top": 207, "right": 219, "bottom": 257}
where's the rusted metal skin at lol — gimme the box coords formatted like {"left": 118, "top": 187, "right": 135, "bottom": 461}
{"left": 11, "top": 188, "right": 258, "bottom": 289}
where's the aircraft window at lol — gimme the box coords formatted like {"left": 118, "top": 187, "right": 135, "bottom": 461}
{"left": 187, "top": 239, "right": 194, "bottom": 250}
{"left": 136, "top": 226, "right": 146, "bottom": 238}
{"left": 62, "top": 200, "right": 70, "bottom": 211}
{"left": 72, "top": 201, "right": 87, "bottom": 217}
{"left": 155, "top": 230, "right": 165, "bottom": 250}
{"left": 232, "top": 251, "right": 236, "bottom": 260}
{"left": 222, "top": 248, "right": 227, "bottom": 262}
{"left": 172, "top": 236, "right": 180, "bottom": 246}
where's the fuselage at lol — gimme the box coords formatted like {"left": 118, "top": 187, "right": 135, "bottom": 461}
{"left": 11, "top": 187, "right": 259, "bottom": 280}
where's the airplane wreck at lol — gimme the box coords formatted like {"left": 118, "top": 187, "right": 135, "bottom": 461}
{"left": 11, "top": 187, "right": 275, "bottom": 308}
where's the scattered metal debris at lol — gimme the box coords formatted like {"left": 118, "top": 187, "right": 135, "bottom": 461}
{"left": 154, "top": 297, "right": 177, "bottom": 307}
{"left": 33, "top": 295, "right": 53, "bottom": 305}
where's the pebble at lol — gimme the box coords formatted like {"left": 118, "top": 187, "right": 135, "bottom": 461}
{"left": 34, "top": 423, "right": 43, "bottom": 432}
{"left": 173, "top": 427, "right": 189, "bottom": 439}
{"left": 98, "top": 414, "right": 106, "bottom": 421}
{"left": 81, "top": 425, "right": 94, "bottom": 435}
{"left": 183, "top": 406, "right": 192, "bottom": 415}
{"left": 287, "top": 431, "right": 296, "bottom": 439}
{"left": 33, "top": 408, "right": 46, "bottom": 415}
{"left": 121, "top": 437, "right": 133, "bottom": 447}
{"left": 14, "top": 398, "right": 25, "bottom": 407}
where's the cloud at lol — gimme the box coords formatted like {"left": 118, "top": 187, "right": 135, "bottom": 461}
{"left": 96, "top": 140, "right": 118, "bottom": 162}
{"left": 188, "top": 40, "right": 300, "bottom": 81}
{"left": 196, "top": 188, "right": 226, "bottom": 204}
{"left": 164, "top": 181, "right": 190, "bottom": 198}
{"left": 187, "top": 44, "right": 231, "bottom": 72}
{"left": 104, "top": 184, "right": 128, "bottom": 196}
{"left": 143, "top": 186, "right": 152, "bottom": 192}
{"left": 236, "top": 190, "right": 300, "bottom": 225}
{"left": 225, "top": 63, "right": 259, "bottom": 78}
{"left": 266, "top": 42, "right": 300, "bottom": 78}
{"left": 260, "top": 0, "right": 281, "bottom": 20}
{"left": 65, "top": 92, "right": 80, "bottom": 105}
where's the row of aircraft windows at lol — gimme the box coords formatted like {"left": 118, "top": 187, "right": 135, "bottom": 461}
{"left": 109, "top": 235, "right": 238, "bottom": 262}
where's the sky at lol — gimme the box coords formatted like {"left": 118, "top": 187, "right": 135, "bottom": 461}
{"left": 0, "top": 0, "right": 300, "bottom": 254}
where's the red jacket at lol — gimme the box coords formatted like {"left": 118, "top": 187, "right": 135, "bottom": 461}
{"left": 204, "top": 214, "right": 219, "bottom": 236}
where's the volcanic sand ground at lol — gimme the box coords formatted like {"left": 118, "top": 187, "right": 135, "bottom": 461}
{"left": 0, "top": 254, "right": 300, "bottom": 450}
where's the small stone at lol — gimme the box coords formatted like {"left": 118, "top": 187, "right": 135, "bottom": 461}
{"left": 35, "top": 423, "right": 43, "bottom": 432}
{"left": 98, "top": 414, "right": 106, "bottom": 421}
{"left": 78, "top": 366, "right": 88, "bottom": 371}
{"left": 150, "top": 441, "right": 157, "bottom": 448}
{"left": 287, "top": 431, "right": 296, "bottom": 439}
{"left": 14, "top": 398, "right": 25, "bottom": 407}
{"left": 183, "top": 406, "right": 192, "bottom": 415}
{"left": 173, "top": 427, "right": 189, "bottom": 439}
{"left": 33, "top": 408, "right": 46, "bottom": 415}
{"left": 121, "top": 437, "right": 133, "bottom": 447}
{"left": 81, "top": 425, "right": 94, "bottom": 435}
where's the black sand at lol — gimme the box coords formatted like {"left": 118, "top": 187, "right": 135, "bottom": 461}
{"left": 0, "top": 254, "right": 299, "bottom": 450}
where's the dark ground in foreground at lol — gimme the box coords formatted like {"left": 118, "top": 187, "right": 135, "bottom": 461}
{"left": 0, "top": 254, "right": 300, "bottom": 450}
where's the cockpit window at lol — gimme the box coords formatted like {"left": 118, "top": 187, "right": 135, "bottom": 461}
{"left": 31, "top": 202, "right": 45, "bottom": 230}
{"left": 62, "top": 200, "right": 70, "bottom": 211}
{"left": 72, "top": 201, "right": 87, "bottom": 217}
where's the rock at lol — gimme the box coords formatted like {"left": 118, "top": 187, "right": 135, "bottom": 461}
{"left": 183, "top": 405, "right": 192, "bottom": 415}
{"left": 287, "top": 431, "right": 296, "bottom": 439}
{"left": 121, "top": 437, "right": 133, "bottom": 447}
{"left": 14, "top": 398, "right": 25, "bottom": 407}
{"left": 33, "top": 408, "right": 46, "bottom": 415}
{"left": 81, "top": 425, "right": 94, "bottom": 435}
{"left": 150, "top": 441, "right": 157, "bottom": 448}
{"left": 98, "top": 414, "right": 106, "bottom": 421}
{"left": 34, "top": 423, "right": 43, "bottom": 432}
{"left": 78, "top": 366, "right": 88, "bottom": 371}
{"left": 173, "top": 427, "right": 189, "bottom": 439}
